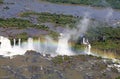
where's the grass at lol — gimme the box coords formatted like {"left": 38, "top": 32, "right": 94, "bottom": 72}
{"left": 41, "top": 0, "right": 120, "bottom": 9}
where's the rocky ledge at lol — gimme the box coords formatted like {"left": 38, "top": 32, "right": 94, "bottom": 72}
{"left": 0, "top": 51, "right": 120, "bottom": 79}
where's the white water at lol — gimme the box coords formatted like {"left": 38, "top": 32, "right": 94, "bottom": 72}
{"left": 45, "top": 36, "right": 57, "bottom": 56}
{"left": 13, "top": 39, "right": 16, "bottom": 46}
{"left": 27, "top": 38, "right": 34, "bottom": 50}
{"left": 0, "top": 36, "right": 36, "bottom": 57}
{"left": 0, "top": 35, "right": 75, "bottom": 57}
{"left": 0, "top": 36, "right": 12, "bottom": 50}
{"left": 83, "top": 37, "right": 91, "bottom": 55}
{"left": 0, "top": 36, "right": 26, "bottom": 57}
{"left": 35, "top": 38, "right": 41, "bottom": 52}
{"left": 18, "top": 38, "right": 21, "bottom": 47}
{"left": 56, "top": 33, "right": 73, "bottom": 56}
{"left": 0, "top": 13, "right": 91, "bottom": 57}
{"left": 0, "top": 35, "right": 119, "bottom": 63}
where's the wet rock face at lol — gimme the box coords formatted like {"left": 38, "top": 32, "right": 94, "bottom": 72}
{"left": 0, "top": 51, "right": 119, "bottom": 79}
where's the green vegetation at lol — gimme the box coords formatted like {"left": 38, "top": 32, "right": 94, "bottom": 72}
{"left": 10, "top": 33, "right": 28, "bottom": 46}
{"left": 52, "top": 55, "right": 71, "bottom": 65}
{"left": 20, "top": 12, "right": 120, "bottom": 53}
{"left": 72, "top": 43, "right": 85, "bottom": 52}
{"left": 116, "top": 76, "right": 120, "bottom": 79}
{"left": 72, "top": 20, "right": 120, "bottom": 55}
{"left": 15, "top": 33, "right": 28, "bottom": 39}
{"left": 20, "top": 12, "right": 77, "bottom": 27}
{"left": 0, "top": 18, "right": 31, "bottom": 28}
{"left": 41, "top": 0, "right": 120, "bottom": 9}
{"left": 0, "top": 12, "right": 120, "bottom": 54}
{"left": 0, "top": 18, "right": 49, "bottom": 30}
{"left": 49, "top": 31, "right": 59, "bottom": 39}
{"left": 0, "top": 18, "right": 59, "bottom": 38}
{"left": 86, "top": 26, "right": 120, "bottom": 53}
{"left": 0, "top": 0, "right": 3, "bottom": 4}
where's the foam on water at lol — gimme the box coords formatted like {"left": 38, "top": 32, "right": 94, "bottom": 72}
{"left": 56, "top": 33, "right": 74, "bottom": 56}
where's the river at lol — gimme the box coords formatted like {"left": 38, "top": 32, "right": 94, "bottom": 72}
{"left": 0, "top": 0, "right": 120, "bottom": 23}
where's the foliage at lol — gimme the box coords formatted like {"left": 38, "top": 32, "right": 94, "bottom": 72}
{"left": 71, "top": 43, "right": 85, "bottom": 52}
{"left": 20, "top": 12, "right": 77, "bottom": 27}
{"left": 49, "top": 30, "right": 59, "bottom": 39}
{"left": 0, "top": 18, "right": 60, "bottom": 38}
{"left": 0, "top": 18, "right": 49, "bottom": 30}
{"left": 116, "top": 76, "right": 120, "bottom": 79}
{"left": 1, "top": 12, "right": 120, "bottom": 53}
{"left": 41, "top": 0, "right": 120, "bottom": 9}
{"left": 52, "top": 55, "right": 71, "bottom": 65}
{"left": 86, "top": 26, "right": 120, "bottom": 52}
{"left": 0, "top": 18, "right": 31, "bottom": 28}
{"left": 15, "top": 32, "right": 28, "bottom": 39}
{"left": 0, "top": 0, "right": 3, "bottom": 4}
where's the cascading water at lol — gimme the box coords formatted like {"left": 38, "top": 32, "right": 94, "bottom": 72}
{"left": 0, "top": 36, "right": 39, "bottom": 57}
{"left": 0, "top": 12, "right": 91, "bottom": 57}
{"left": 0, "top": 35, "right": 117, "bottom": 60}
{"left": 83, "top": 37, "right": 91, "bottom": 55}
{"left": 0, "top": 36, "right": 12, "bottom": 50}
{"left": 0, "top": 36, "right": 58, "bottom": 57}
{"left": 13, "top": 39, "right": 16, "bottom": 47}
{"left": 56, "top": 33, "right": 73, "bottom": 56}
{"left": 44, "top": 36, "right": 58, "bottom": 57}
{"left": 35, "top": 38, "right": 41, "bottom": 52}
{"left": 18, "top": 38, "right": 21, "bottom": 47}
{"left": 27, "top": 38, "right": 34, "bottom": 50}
{"left": 0, "top": 36, "right": 26, "bottom": 57}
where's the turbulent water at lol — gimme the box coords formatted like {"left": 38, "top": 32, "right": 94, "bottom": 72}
{"left": 82, "top": 37, "right": 91, "bottom": 55}
{"left": 0, "top": 35, "right": 71, "bottom": 57}
{"left": 56, "top": 33, "right": 74, "bottom": 56}
{"left": 0, "top": 35, "right": 118, "bottom": 61}
{"left": 0, "top": 35, "right": 91, "bottom": 57}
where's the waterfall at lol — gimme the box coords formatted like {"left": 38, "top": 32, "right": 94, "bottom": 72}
{"left": 37, "top": 38, "right": 41, "bottom": 52}
{"left": 13, "top": 39, "right": 16, "bottom": 46}
{"left": 0, "top": 36, "right": 12, "bottom": 50}
{"left": 56, "top": 33, "right": 73, "bottom": 56}
{"left": 27, "top": 38, "right": 34, "bottom": 50}
{"left": 33, "top": 38, "right": 41, "bottom": 53}
{"left": 18, "top": 38, "right": 21, "bottom": 47}
{"left": 83, "top": 37, "right": 91, "bottom": 55}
